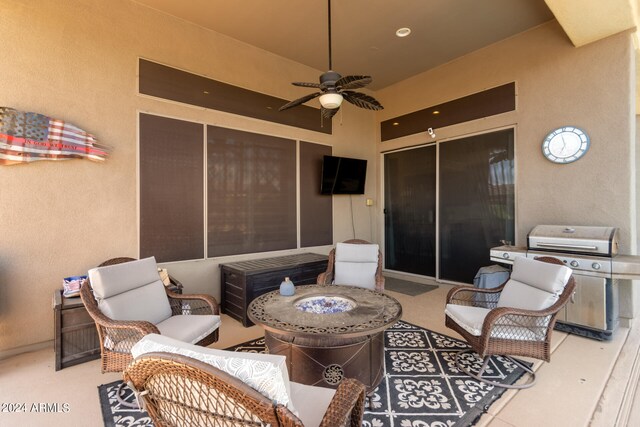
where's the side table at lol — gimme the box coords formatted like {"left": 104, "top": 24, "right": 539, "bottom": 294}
{"left": 53, "top": 281, "right": 183, "bottom": 371}
{"left": 53, "top": 290, "right": 100, "bottom": 371}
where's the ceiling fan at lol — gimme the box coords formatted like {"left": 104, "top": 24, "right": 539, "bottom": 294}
{"left": 279, "top": 0, "right": 383, "bottom": 119}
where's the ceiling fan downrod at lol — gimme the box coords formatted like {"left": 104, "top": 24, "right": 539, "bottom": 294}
{"left": 327, "top": 0, "right": 332, "bottom": 71}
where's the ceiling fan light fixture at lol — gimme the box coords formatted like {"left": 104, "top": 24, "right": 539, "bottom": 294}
{"left": 319, "top": 93, "right": 343, "bottom": 109}
{"left": 278, "top": 0, "right": 383, "bottom": 117}
{"left": 396, "top": 27, "right": 411, "bottom": 37}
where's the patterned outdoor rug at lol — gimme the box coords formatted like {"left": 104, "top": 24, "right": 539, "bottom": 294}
{"left": 99, "top": 321, "right": 528, "bottom": 426}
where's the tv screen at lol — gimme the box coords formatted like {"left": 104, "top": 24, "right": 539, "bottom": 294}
{"left": 320, "top": 155, "right": 367, "bottom": 195}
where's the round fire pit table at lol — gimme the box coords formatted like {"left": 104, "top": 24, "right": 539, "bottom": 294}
{"left": 247, "top": 284, "right": 402, "bottom": 393}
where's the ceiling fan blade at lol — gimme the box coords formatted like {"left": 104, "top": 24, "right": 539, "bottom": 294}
{"left": 292, "top": 81, "right": 322, "bottom": 88}
{"left": 336, "top": 75, "right": 372, "bottom": 90}
{"left": 279, "top": 92, "right": 322, "bottom": 111}
{"left": 321, "top": 106, "right": 339, "bottom": 119}
{"left": 342, "top": 91, "right": 384, "bottom": 110}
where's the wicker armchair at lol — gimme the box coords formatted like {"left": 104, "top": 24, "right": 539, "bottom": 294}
{"left": 317, "top": 239, "right": 385, "bottom": 292}
{"left": 124, "top": 352, "right": 366, "bottom": 427}
{"left": 80, "top": 257, "right": 220, "bottom": 373}
{"left": 445, "top": 256, "right": 575, "bottom": 389}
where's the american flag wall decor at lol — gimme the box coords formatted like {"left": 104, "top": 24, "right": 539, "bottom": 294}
{"left": 0, "top": 107, "right": 111, "bottom": 165}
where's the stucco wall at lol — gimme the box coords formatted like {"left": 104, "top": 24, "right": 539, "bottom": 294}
{"left": 0, "top": 3, "right": 635, "bottom": 353}
{"left": 0, "top": 0, "right": 377, "bottom": 353}
{"left": 375, "top": 21, "right": 637, "bottom": 318}
{"left": 376, "top": 21, "right": 635, "bottom": 251}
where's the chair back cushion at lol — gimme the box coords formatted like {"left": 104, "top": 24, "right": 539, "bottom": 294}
{"left": 334, "top": 242, "right": 379, "bottom": 289}
{"left": 497, "top": 256, "right": 572, "bottom": 311}
{"left": 88, "top": 257, "right": 172, "bottom": 325}
{"left": 131, "top": 334, "right": 295, "bottom": 413}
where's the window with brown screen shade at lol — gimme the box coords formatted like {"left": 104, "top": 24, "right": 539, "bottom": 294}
{"left": 138, "top": 59, "right": 331, "bottom": 135}
{"left": 139, "top": 113, "right": 204, "bottom": 262}
{"left": 207, "top": 126, "right": 297, "bottom": 257}
{"left": 380, "top": 82, "right": 515, "bottom": 141}
{"left": 300, "top": 142, "right": 333, "bottom": 247}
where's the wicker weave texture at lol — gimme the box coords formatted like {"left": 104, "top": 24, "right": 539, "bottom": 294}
{"left": 317, "top": 239, "right": 385, "bottom": 292}
{"left": 445, "top": 256, "right": 576, "bottom": 363}
{"left": 124, "top": 352, "right": 366, "bottom": 427}
{"left": 80, "top": 257, "right": 220, "bottom": 373}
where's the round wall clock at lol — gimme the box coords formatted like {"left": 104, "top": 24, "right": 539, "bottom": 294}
{"left": 542, "top": 126, "right": 590, "bottom": 164}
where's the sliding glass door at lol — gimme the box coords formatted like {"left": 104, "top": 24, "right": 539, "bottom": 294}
{"left": 439, "top": 129, "right": 514, "bottom": 283}
{"left": 384, "top": 145, "right": 436, "bottom": 276}
{"left": 384, "top": 129, "right": 514, "bottom": 283}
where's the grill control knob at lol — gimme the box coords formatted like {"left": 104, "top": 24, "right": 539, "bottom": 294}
{"left": 592, "top": 262, "right": 601, "bottom": 270}
{"left": 502, "top": 253, "right": 510, "bottom": 259}
{"left": 570, "top": 260, "right": 579, "bottom": 268}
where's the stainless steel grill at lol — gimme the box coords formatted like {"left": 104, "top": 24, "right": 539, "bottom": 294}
{"left": 528, "top": 225, "right": 619, "bottom": 257}
{"left": 490, "top": 225, "right": 640, "bottom": 340}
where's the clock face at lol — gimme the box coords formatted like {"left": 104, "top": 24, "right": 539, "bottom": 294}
{"left": 542, "top": 127, "right": 590, "bottom": 164}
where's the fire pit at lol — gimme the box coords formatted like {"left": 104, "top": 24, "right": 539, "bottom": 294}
{"left": 295, "top": 296, "right": 356, "bottom": 314}
{"left": 247, "top": 284, "right": 402, "bottom": 393}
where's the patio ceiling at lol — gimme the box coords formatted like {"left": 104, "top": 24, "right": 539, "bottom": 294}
{"left": 132, "top": 0, "right": 640, "bottom": 106}
{"left": 131, "top": 0, "right": 555, "bottom": 90}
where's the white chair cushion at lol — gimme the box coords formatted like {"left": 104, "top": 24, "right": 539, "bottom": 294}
{"left": 131, "top": 334, "right": 295, "bottom": 413}
{"left": 497, "top": 279, "right": 559, "bottom": 311}
{"left": 335, "top": 243, "right": 379, "bottom": 263}
{"left": 445, "top": 304, "right": 547, "bottom": 341}
{"left": 510, "top": 256, "right": 571, "bottom": 294}
{"left": 334, "top": 261, "right": 378, "bottom": 289}
{"left": 89, "top": 257, "right": 161, "bottom": 298}
{"left": 445, "top": 304, "right": 491, "bottom": 336}
{"left": 98, "top": 280, "right": 172, "bottom": 325}
{"left": 333, "top": 243, "right": 379, "bottom": 288}
{"left": 155, "top": 314, "right": 221, "bottom": 344}
{"left": 89, "top": 257, "right": 172, "bottom": 325}
{"left": 289, "top": 381, "right": 336, "bottom": 427}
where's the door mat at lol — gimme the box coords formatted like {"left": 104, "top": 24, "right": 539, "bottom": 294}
{"left": 99, "top": 321, "right": 528, "bottom": 426}
{"left": 384, "top": 276, "right": 438, "bottom": 296}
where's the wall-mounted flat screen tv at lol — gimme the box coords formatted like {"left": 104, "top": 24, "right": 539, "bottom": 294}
{"left": 320, "top": 155, "right": 367, "bottom": 195}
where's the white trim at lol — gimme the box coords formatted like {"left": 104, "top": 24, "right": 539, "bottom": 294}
{"left": 136, "top": 111, "right": 332, "bottom": 263}
{"left": 296, "top": 140, "right": 301, "bottom": 249}
{"left": 136, "top": 110, "right": 141, "bottom": 258}
{"left": 203, "top": 125, "right": 209, "bottom": 257}
{"left": 381, "top": 125, "right": 517, "bottom": 282}
{"left": 135, "top": 108, "right": 331, "bottom": 148}
{"left": 435, "top": 141, "right": 441, "bottom": 280}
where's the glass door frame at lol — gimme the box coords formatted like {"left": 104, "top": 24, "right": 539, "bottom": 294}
{"left": 380, "top": 125, "right": 518, "bottom": 285}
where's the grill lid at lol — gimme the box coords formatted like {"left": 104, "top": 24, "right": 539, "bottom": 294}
{"left": 527, "top": 225, "right": 619, "bottom": 257}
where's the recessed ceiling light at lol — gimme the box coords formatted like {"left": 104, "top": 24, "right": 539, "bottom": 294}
{"left": 396, "top": 28, "right": 411, "bottom": 37}
{"left": 393, "top": 122, "right": 400, "bottom": 126}
{"left": 203, "top": 91, "right": 210, "bottom": 94}
{"left": 432, "top": 110, "right": 440, "bottom": 115}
